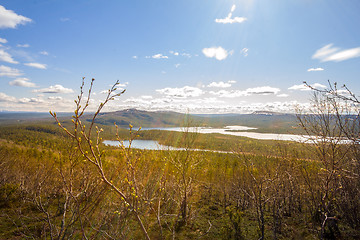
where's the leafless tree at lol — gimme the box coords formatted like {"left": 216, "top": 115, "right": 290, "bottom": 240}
{"left": 51, "top": 78, "right": 152, "bottom": 239}
{"left": 297, "top": 81, "right": 360, "bottom": 239}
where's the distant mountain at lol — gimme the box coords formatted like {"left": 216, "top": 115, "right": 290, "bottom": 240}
{"left": 0, "top": 112, "right": 51, "bottom": 119}
{"left": 89, "top": 109, "right": 300, "bottom": 133}
{"left": 0, "top": 112, "right": 74, "bottom": 125}
{"left": 89, "top": 109, "right": 190, "bottom": 128}
{"left": 194, "top": 112, "right": 299, "bottom": 133}
{"left": 0, "top": 109, "right": 302, "bottom": 134}
{"left": 251, "top": 111, "right": 290, "bottom": 116}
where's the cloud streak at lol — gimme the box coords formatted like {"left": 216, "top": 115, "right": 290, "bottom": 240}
{"left": 307, "top": 67, "right": 324, "bottom": 72}
{"left": 312, "top": 44, "right": 360, "bottom": 62}
{"left": 210, "top": 86, "right": 281, "bottom": 98}
{"left": 24, "top": 62, "right": 47, "bottom": 69}
{"left": 17, "top": 43, "right": 30, "bottom": 48}
{"left": 0, "top": 92, "right": 16, "bottom": 102}
{"left": 215, "top": 4, "right": 247, "bottom": 24}
{"left": 241, "top": 48, "right": 249, "bottom": 57}
{"left": 0, "top": 37, "right": 7, "bottom": 43}
{"left": 0, "top": 65, "right": 22, "bottom": 77}
{"left": 9, "top": 77, "right": 36, "bottom": 87}
{"left": 0, "top": 49, "right": 18, "bottom": 64}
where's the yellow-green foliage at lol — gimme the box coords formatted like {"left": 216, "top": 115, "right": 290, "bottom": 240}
{"left": 1, "top": 123, "right": 360, "bottom": 239}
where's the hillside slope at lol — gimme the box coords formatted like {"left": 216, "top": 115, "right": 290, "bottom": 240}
{"left": 89, "top": 109, "right": 189, "bottom": 128}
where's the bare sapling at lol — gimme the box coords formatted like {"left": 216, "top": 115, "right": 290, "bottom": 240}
{"left": 50, "top": 78, "right": 151, "bottom": 240}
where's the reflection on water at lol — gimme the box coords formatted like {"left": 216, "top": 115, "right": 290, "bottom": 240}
{"left": 103, "top": 140, "right": 184, "bottom": 150}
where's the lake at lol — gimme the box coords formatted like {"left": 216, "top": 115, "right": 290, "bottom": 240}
{"left": 103, "top": 139, "right": 185, "bottom": 151}
{"left": 104, "top": 126, "right": 352, "bottom": 151}
{"left": 103, "top": 139, "right": 233, "bottom": 153}
{"left": 103, "top": 125, "right": 314, "bottom": 151}
{"left": 140, "top": 125, "right": 309, "bottom": 142}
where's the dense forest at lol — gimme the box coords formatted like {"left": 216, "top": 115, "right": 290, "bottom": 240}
{"left": 1, "top": 81, "right": 359, "bottom": 239}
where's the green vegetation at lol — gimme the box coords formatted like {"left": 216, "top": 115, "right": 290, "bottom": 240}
{"left": 1, "top": 80, "right": 359, "bottom": 239}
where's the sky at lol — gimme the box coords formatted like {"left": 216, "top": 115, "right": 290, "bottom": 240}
{"left": 0, "top": 0, "right": 359, "bottom": 114}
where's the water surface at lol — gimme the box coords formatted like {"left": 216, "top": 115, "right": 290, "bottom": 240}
{"left": 141, "top": 126, "right": 309, "bottom": 142}
{"left": 103, "top": 140, "right": 184, "bottom": 150}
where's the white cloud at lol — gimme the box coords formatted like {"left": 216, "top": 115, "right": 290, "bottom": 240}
{"left": 19, "top": 97, "right": 44, "bottom": 103}
{"left": 17, "top": 43, "right": 29, "bottom": 48}
{"left": 325, "top": 48, "right": 360, "bottom": 62}
{"left": 288, "top": 83, "right": 327, "bottom": 91}
{"left": 118, "top": 82, "right": 129, "bottom": 87}
{"left": 141, "top": 95, "right": 153, "bottom": 99}
{"left": 241, "top": 48, "right": 249, "bottom": 57}
{"left": 307, "top": 67, "right": 324, "bottom": 72}
{"left": 247, "top": 86, "right": 281, "bottom": 95}
{"left": 0, "top": 37, "right": 7, "bottom": 43}
{"left": 48, "top": 96, "right": 63, "bottom": 101}
{"left": 0, "top": 65, "right": 22, "bottom": 77}
{"left": 288, "top": 84, "right": 310, "bottom": 91}
{"left": 312, "top": 44, "right": 360, "bottom": 62}
{"left": 210, "top": 86, "right": 281, "bottom": 98}
{"left": 120, "top": 96, "right": 227, "bottom": 114}
{"left": 24, "top": 62, "right": 47, "bottom": 69}
{"left": 209, "top": 89, "right": 242, "bottom": 98}
{"left": 208, "top": 82, "right": 231, "bottom": 88}
{"left": 40, "top": 51, "right": 49, "bottom": 56}
{"left": 0, "top": 5, "right": 32, "bottom": 29}
{"left": 169, "top": 51, "right": 179, "bottom": 56}
{"left": 156, "top": 86, "right": 204, "bottom": 98}
{"left": 312, "top": 83, "right": 327, "bottom": 89}
{"left": 33, "top": 84, "right": 74, "bottom": 94}
{"left": 175, "top": 63, "right": 180, "bottom": 68}
{"left": 0, "top": 92, "right": 16, "bottom": 102}
{"left": 151, "top": 53, "right": 168, "bottom": 59}
{"left": 215, "top": 4, "right": 247, "bottom": 24}
{"left": 132, "top": 55, "right": 138, "bottom": 59}
{"left": 104, "top": 92, "right": 312, "bottom": 114}
{"left": 0, "top": 49, "right": 18, "bottom": 64}
{"left": 207, "top": 80, "right": 236, "bottom": 88}
{"left": 312, "top": 44, "right": 338, "bottom": 60}
{"left": 9, "top": 77, "right": 36, "bottom": 87}
{"left": 202, "top": 46, "right": 229, "bottom": 60}
{"left": 276, "top": 94, "right": 289, "bottom": 98}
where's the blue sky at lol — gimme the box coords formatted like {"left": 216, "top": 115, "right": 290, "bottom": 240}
{"left": 0, "top": 0, "right": 359, "bottom": 113}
